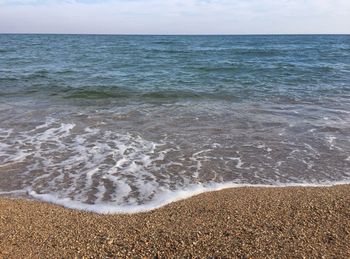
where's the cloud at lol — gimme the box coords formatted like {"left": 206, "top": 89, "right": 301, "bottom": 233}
{"left": 0, "top": 0, "right": 349, "bottom": 34}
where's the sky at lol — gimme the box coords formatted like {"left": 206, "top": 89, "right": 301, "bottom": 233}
{"left": 0, "top": 0, "right": 349, "bottom": 34}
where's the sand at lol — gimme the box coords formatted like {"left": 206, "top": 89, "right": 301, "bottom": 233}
{"left": 0, "top": 185, "right": 349, "bottom": 258}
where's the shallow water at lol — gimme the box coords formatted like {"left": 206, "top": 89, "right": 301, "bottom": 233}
{"left": 0, "top": 35, "right": 349, "bottom": 213}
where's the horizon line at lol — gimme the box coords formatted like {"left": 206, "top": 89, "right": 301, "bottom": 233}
{"left": 0, "top": 33, "right": 349, "bottom": 36}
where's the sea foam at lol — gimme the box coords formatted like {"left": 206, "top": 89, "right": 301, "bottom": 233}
{"left": 1, "top": 115, "right": 350, "bottom": 214}
{"left": 28, "top": 181, "right": 350, "bottom": 214}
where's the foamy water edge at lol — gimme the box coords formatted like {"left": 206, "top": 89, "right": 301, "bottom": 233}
{"left": 12, "top": 181, "right": 347, "bottom": 214}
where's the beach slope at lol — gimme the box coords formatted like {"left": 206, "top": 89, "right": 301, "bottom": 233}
{"left": 1, "top": 185, "right": 349, "bottom": 258}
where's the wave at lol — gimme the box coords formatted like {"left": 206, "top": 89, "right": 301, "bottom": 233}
{"left": 28, "top": 181, "right": 350, "bottom": 214}
{"left": 1, "top": 106, "right": 349, "bottom": 214}
{"left": 141, "top": 90, "right": 202, "bottom": 99}
{"left": 195, "top": 66, "right": 240, "bottom": 73}
{"left": 61, "top": 88, "right": 239, "bottom": 101}
{"left": 1, "top": 84, "right": 334, "bottom": 104}
{"left": 63, "top": 89, "right": 130, "bottom": 99}
{"left": 0, "top": 89, "right": 39, "bottom": 97}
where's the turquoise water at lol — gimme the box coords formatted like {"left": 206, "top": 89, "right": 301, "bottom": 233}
{"left": 0, "top": 35, "right": 349, "bottom": 213}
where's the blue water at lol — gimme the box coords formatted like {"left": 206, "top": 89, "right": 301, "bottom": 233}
{"left": 0, "top": 35, "right": 349, "bottom": 213}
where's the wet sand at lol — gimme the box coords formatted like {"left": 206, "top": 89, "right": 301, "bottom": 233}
{"left": 1, "top": 185, "right": 349, "bottom": 258}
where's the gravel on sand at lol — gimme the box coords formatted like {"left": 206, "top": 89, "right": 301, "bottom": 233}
{"left": 1, "top": 185, "right": 349, "bottom": 258}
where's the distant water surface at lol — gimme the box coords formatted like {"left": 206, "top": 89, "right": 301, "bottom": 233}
{"left": 0, "top": 35, "right": 349, "bottom": 213}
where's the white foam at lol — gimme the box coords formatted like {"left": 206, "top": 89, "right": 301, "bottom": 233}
{"left": 325, "top": 135, "right": 342, "bottom": 151}
{"left": 28, "top": 180, "right": 350, "bottom": 214}
{"left": 227, "top": 157, "right": 244, "bottom": 169}
{"left": 0, "top": 190, "right": 28, "bottom": 196}
{"left": 1, "top": 117, "right": 350, "bottom": 215}
{"left": 256, "top": 142, "right": 272, "bottom": 153}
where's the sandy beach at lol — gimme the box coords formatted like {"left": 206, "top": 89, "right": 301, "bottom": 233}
{"left": 1, "top": 185, "right": 349, "bottom": 258}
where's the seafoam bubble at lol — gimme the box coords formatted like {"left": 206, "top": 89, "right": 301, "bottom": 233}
{"left": 28, "top": 181, "right": 350, "bottom": 214}
{"left": 1, "top": 112, "right": 350, "bottom": 213}
{"left": 1, "top": 119, "right": 220, "bottom": 206}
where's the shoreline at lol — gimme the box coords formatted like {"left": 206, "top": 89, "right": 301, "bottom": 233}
{"left": 1, "top": 185, "right": 350, "bottom": 258}
{"left": 4, "top": 181, "right": 350, "bottom": 214}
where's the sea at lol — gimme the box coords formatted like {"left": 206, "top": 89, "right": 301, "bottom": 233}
{"left": 0, "top": 34, "right": 349, "bottom": 213}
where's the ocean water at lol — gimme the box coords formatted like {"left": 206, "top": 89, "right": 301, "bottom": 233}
{"left": 0, "top": 34, "right": 349, "bottom": 213}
